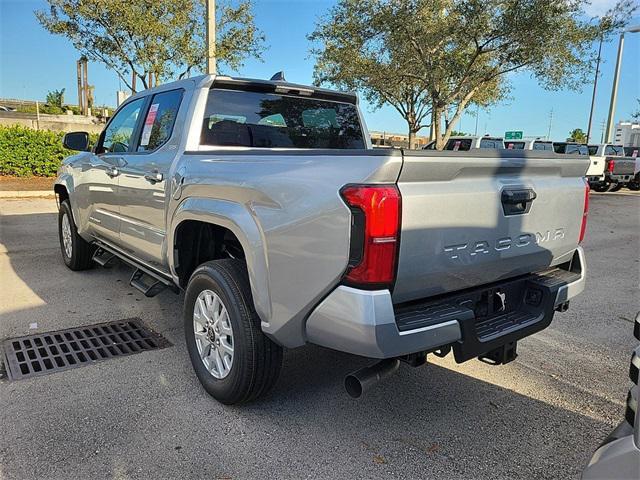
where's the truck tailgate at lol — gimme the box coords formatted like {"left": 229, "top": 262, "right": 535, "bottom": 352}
{"left": 392, "top": 150, "right": 589, "bottom": 303}
{"left": 609, "top": 157, "right": 636, "bottom": 175}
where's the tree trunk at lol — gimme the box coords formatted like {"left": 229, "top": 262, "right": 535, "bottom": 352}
{"left": 408, "top": 129, "right": 415, "bottom": 150}
{"left": 433, "top": 108, "right": 443, "bottom": 150}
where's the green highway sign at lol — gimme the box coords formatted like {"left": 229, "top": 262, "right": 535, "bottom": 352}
{"left": 505, "top": 131, "right": 523, "bottom": 140}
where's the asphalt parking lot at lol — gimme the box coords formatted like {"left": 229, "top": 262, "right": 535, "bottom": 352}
{"left": 1, "top": 192, "right": 639, "bottom": 480}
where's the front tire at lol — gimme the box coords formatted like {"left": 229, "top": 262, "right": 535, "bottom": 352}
{"left": 184, "top": 259, "right": 283, "bottom": 404}
{"left": 58, "top": 200, "right": 94, "bottom": 270}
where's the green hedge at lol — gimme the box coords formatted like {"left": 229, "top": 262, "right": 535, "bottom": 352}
{"left": 0, "top": 125, "right": 98, "bottom": 177}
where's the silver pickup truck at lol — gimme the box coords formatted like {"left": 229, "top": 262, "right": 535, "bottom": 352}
{"left": 55, "top": 75, "right": 589, "bottom": 404}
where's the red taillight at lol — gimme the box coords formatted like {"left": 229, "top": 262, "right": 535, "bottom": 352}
{"left": 607, "top": 159, "right": 615, "bottom": 173}
{"left": 579, "top": 181, "right": 589, "bottom": 243}
{"left": 340, "top": 185, "right": 401, "bottom": 288}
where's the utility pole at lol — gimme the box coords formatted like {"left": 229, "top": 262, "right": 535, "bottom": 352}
{"left": 76, "top": 60, "right": 83, "bottom": 115}
{"left": 587, "top": 36, "right": 603, "bottom": 143}
{"left": 605, "top": 33, "right": 625, "bottom": 143}
{"left": 605, "top": 26, "right": 640, "bottom": 143}
{"left": 82, "top": 59, "right": 89, "bottom": 115}
{"left": 206, "top": 0, "right": 216, "bottom": 75}
{"left": 547, "top": 109, "right": 553, "bottom": 140}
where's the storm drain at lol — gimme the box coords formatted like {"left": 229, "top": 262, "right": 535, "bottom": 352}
{"left": 1, "top": 318, "right": 170, "bottom": 381}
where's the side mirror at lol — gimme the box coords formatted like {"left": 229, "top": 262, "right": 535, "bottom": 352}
{"left": 63, "top": 131, "right": 90, "bottom": 151}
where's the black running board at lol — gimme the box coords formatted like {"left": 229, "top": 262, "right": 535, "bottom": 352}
{"left": 92, "top": 241, "right": 178, "bottom": 297}
{"left": 130, "top": 268, "right": 167, "bottom": 297}
{"left": 92, "top": 247, "right": 118, "bottom": 267}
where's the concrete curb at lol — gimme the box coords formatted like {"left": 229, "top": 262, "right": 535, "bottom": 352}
{"left": 0, "top": 190, "right": 54, "bottom": 198}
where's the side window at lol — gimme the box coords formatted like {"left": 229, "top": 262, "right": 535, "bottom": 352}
{"left": 587, "top": 145, "right": 598, "bottom": 156}
{"left": 99, "top": 98, "right": 145, "bottom": 154}
{"left": 445, "top": 139, "right": 472, "bottom": 151}
{"left": 137, "top": 89, "right": 183, "bottom": 152}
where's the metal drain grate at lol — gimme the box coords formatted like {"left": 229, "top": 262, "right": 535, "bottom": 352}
{"left": 1, "top": 318, "right": 170, "bottom": 381}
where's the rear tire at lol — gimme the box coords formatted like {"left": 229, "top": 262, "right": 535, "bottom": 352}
{"left": 591, "top": 182, "right": 610, "bottom": 193}
{"left": 628, "top": 176, "right": 640, "bottom": 191}
{"left": 58, "top": 200, "right": 94, "bottom": 270}
{"left": 184, "top": 259, "right": 283, "bottom": 404}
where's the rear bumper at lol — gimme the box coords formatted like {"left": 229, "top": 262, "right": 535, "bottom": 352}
{"left": 306, "top": 247, "right": 586, "bottom": 359}
{"left": 606, "top": 173, "right": 633, "bottom": 183}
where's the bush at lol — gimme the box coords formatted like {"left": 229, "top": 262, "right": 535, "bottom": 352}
{"left": 0, "top": 125, "right": 99, "bottom": 177}
{"left": 16, "top": 104, "right": 66, "bottom": 115}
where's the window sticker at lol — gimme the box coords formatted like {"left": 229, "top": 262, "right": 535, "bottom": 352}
{"left": 140, "top": 103, "right": 159, "bottom": 146}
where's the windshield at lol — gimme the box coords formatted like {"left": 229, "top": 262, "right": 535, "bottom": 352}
{"left": 200, "top": 88, "right": 365, "bottom": 149}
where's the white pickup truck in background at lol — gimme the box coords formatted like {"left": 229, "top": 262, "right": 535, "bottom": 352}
{"left": 586, "top": 144, "right": 637, "bottom": 192}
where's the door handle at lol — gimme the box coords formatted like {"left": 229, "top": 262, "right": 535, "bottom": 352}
{"left": 144, "top": 172, "right": 164, "bottom": 183}
{"left": 106, "top": 166, "right": 120, "bottom": 178}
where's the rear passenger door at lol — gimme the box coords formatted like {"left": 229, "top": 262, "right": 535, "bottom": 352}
{"left": 117, "top": 89, "right": 183, "bottom": 269}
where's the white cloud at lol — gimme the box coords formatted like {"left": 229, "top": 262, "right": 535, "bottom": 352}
{"left": 582, "top": 0, "right": 620, "bottom": 17}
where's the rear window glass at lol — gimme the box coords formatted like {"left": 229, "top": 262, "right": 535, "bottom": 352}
{"left": 505, "top": 141, "right": 525, "bottom": 149}
{"left": 444, "top": 139, "right": 472, "bottom": 151}
{"left": 604, "top": 145, "right": 624, "bottom": 156}
{"left": 554, "top": 143, "right": 587, "bottom": 155}
{"left": 479, "top": 138, "right": 504, "bottom": 149}
{"left": 587, "top": 145, "right": 599, "bottom": 156}
{"left": 533, "top": 142, "right": 553, "bottom": 151}
{"left": 200, "top": 89, "right": 365, "bottom": 149}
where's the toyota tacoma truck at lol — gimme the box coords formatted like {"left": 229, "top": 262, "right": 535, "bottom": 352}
{"left": 55, "top": 74, "right": 589, "bottom": 404}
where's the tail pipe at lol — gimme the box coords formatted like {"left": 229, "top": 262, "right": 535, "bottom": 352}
{"left": 344, "top": 359, "right": 400, "bottom": 398}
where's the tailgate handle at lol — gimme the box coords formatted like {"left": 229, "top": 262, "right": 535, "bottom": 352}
{"left": 501, "top": 189, "right": 536, "bottom": 215}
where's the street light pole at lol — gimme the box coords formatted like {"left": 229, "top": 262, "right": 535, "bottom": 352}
{"left": 586, "top": 36, "right": 603, "bottom": 143}
{"left": 206, "top": 0, "right": 216, "bottom": 75}
{"left": 604, "top": 33, "right": 625, "bottom": 143}
{"left": 604, "top": 25, "right": 640, "bottom": 143}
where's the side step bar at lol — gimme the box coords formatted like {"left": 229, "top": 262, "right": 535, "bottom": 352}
{"left": 92, "top": 247, "right": 118, "bottom": 267}
{"left": 92, "top": 241, "right": 178, "bottom": 297}
{"left": 130, "top": 268, "right": 167, "bottom": 297}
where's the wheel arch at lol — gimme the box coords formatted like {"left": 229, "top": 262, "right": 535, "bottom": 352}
{"left": 170, "top": 197, "right": 272, "bottom": 326}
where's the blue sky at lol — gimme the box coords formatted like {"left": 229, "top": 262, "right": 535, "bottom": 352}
{"left": 1, "top": 0, "right": 639, "bottom": 141}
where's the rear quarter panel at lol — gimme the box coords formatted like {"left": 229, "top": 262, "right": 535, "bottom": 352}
{"left": 172, "top": 149, "right": 402, "bottom": 347}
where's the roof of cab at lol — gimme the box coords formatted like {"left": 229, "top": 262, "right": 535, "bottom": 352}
{"left": 127, "top": 74, "right": 358, "bottom": 104}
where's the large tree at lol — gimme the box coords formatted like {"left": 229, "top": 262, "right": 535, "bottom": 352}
{"left": 310, "top": 0, "right": 635, "bottom": 149}
{"left": 36, "top": 0, "right": 265, "bottom": 92}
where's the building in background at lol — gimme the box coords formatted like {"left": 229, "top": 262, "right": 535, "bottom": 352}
{"left": 614, "top": 121, "right": 640, "bottom": 147}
